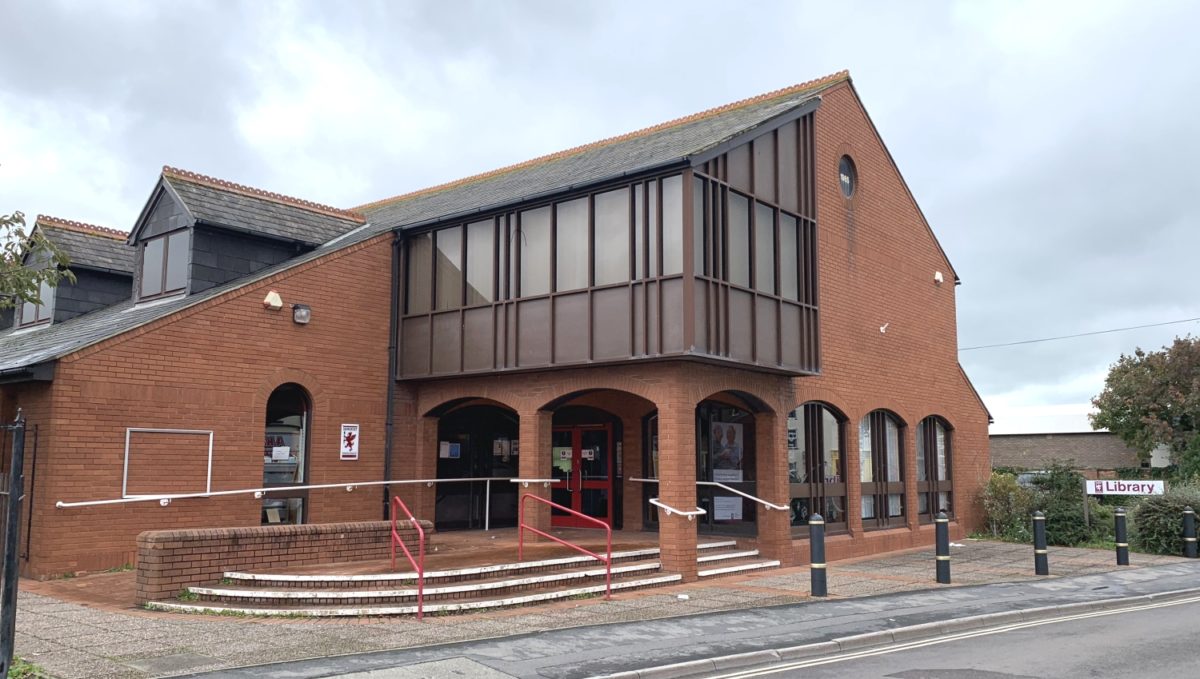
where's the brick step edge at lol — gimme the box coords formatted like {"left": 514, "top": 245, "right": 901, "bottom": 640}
{"left": 222, "top": 541, "right": 738, "bottom": 588}
{"left": 193, "top": 562, "right": 663, "bottom": 602}
{"left": 147, "top": 573, "right": 685, "bottom": 617}
{"left": 697, "top": 559, "right": 781, "bottom": 578}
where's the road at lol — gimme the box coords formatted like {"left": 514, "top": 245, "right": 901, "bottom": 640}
{"left": 712, "top": 596, "right": 1200, "bottom": 679}
{"left": 184, "top": 561, "right": 1200, "bottom": 679}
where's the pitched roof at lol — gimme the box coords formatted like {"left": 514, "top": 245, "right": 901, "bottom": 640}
{"left": 360, "top": 71, "right": 848, "bottom": 231}
{"left": 159, "top": 167, "right": 366, "bottom": 247}
{"left": 34, "top": 216, "right": 134, "bottom": 275}
{"left": 0, "top": 72, "right": 848, "bottom": 375}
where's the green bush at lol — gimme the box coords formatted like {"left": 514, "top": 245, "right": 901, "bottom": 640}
{"left": 1130, "top": 481, "right": 1200, "bottom": 555}
{"left": 1028, "top": 462, "right": 1112, "bottom": 546}
{"left": 981, "top": 472, "right": 1033, "bottom": 541}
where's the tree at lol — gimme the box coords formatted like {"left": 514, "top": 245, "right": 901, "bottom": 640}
{"left": 1, "top": 211, "right": 75, "bottom": 311}
{"left": 1090, "top": 336, "right": 1200, "bottom": 476}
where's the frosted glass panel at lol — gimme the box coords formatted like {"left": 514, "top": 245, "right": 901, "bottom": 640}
{"left": 661, "top": 175, "right": 683, "bottom": 275}
{"left": 728, "top": 192, "right": 750, "bottom": 288}
{"left": 555, "top": 198, "right": 588, "bottom": 291}
{"left": 435, "top": 226, "right": 462, "bottom": 310}
{"left": 520, "top": 206, "right": 551, "bottom": 296}
{"left": 594, "top": 188, "right": 630, "bottom": 285}
{"left": 465, "top": 220, "right": 493, "bottom": 306}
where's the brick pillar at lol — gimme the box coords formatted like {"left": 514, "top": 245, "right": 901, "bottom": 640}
{"left": 904, "top": 423, "right": 920, "bottom": 531}
{"left": 390, "top": 415, "right": 437, "bottom": 522}
{"left": 657, "top": 389, "right": 698, "bottom": 581}
{"left": 621, "top": 415, "right": 643, "bottom": 532}
{"left": 845, "top": 414, "right": 864, "bottom": 535}
{"left": 755, "top": 411, "right": 794, "bottom": 564}
{"left": 518, "top": 408, "right": 553, "bottom": 537}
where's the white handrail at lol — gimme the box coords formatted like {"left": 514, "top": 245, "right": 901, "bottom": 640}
{"left": 697, "top": 481, "right": 789, "bottom": 511}
{"left": 647, "top": 498, "right": 706, "bottom": 521}
{"left": 509, "top": 478, "right": 559, "bottom": 488}
{"left": 55, "top": 477, "right": 515, "bottom": 509}
{"left": 633, "top": 477, "right": 788, "bottom": 511}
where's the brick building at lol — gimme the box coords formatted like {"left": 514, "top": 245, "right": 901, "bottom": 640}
{"left": 990, "top": 432, "right": 1169, "bottom": 477}
{"left": 0, "top": 71, "right": 990, "bottom": 580}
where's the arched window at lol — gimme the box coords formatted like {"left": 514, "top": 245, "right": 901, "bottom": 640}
{"left": 262, "top": 383, "right": 311, "bottom": 525}
{"left": 786, "top": 402, "right": 847, "bottom": 533}
{"left": 859, "top": 410, "right": 905, "bottom": 529}
{"left": 917, "top": 416, "right": 953, "bottom": 519}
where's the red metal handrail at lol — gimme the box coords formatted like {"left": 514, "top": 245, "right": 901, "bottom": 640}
{"left": 390, "top": 495, "right": 426, "bottom": 620}
{"left": 518, "top": 493, "right": 612, "bottom": 600}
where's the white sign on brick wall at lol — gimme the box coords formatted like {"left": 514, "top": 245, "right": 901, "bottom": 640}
{"left": 341, "top": 424, "right": 360, "bottom": 460}
{"left": 1085, "top": 480, "right": 1164, "bottom": 495}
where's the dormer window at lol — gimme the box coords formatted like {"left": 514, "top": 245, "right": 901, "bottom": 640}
{"left": 18, "top": 280, "right": 54, "bottom": 328}
{"left": 140, "top": 230, "right": 189, "bottom": 300}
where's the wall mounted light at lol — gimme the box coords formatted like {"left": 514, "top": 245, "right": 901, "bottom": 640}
{"left": 292, "top": 303, "right": 312, "bottom": 325}
{"left": 934, "top": 271, "right": 945, "bottom": 286}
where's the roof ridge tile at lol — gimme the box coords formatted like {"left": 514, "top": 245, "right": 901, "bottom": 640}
{"left": 162, "top": 166, "right": 367, "bottom": 224}
{"left": 36, "top": 215, "right": 129, "bottom": 241}
{"left": 355, "top": 70, "right": 849, "bottom": 212}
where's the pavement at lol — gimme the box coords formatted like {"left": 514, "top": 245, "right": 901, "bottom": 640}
{"left": 9, "top": 539, "right": 1190, "bottom": 678}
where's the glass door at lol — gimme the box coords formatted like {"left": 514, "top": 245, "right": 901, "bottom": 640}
{"left": 550, "top": 425, "right": 613, "bottom": 528}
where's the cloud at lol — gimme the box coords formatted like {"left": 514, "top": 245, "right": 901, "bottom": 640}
{"left": 3, "top": 0, "right": 1198, "bottom": 433}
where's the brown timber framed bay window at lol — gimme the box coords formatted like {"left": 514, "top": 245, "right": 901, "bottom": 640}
{"left": 859, "top": 409, "right": 905, "bottom": 529}
{"left": 917, "top": 416, "right": 953, "bottom": 520}
{"left": 787, "top": 402, "right": 847, "bottom": 534}
{"left": 139, "top": 229, "right": 190, "bottom": 300}
{"left": 399, "top": 174, "right": 686, "bottom": 377}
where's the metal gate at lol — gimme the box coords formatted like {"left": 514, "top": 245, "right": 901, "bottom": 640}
{"left": 0, "top": 413, "right": 31, "bottom": 676}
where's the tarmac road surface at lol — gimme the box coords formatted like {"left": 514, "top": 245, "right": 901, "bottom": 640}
{"left": 708, "top": 595, "right": 1200, "bottom": 679}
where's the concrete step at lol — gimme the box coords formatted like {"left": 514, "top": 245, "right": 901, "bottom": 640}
{"left": 149, "top": 572, "right": 683, "bottom": 618}
{"left": 697, "top": 549, "right": 761, "bottom": 564}
{"left": 224, "top": 540, "right": 737, "bottom": 589}
{"left": 697, "top": 557, "right": 781, "bottom": 578}
{"left": 193, "top": 560, "right": 663, "bottom": 605}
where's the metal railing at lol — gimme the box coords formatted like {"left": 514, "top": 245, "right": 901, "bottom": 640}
{"left": 696, "top": 481, "right": 789, "bottom": 511}
{"left": 517, "top": 493, "right": 612, "bottom": 600}
{"left": 628, "top": 477, "right": 707, "bottom": 521}
{"left": 647, "top": 498, "right": 707, "bottom": 520}
{"left": 631, "top": 476, "right": 786, "bottom": 518}
{"left": 390, "top": 495, "right": 426, "bottom": 620}
{"left": 56, "top": 477, "right": 517, "bottom": 530}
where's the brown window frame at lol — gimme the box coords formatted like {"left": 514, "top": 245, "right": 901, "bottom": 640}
{"left": 138, "top": 229, "right": 189, "bottom": 302}
{"left": 788, "top": 402, "right": 848, "bottom": 536}
{"left": 917, "top": 416, "right": 954, "bottom": 522}
{"left": 859, "top": 410, "right": 906, "bottom": 530}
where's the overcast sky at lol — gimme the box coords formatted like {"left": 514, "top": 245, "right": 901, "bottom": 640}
{"left": 2, "top": 0, "right": 1198, "bottom": 433}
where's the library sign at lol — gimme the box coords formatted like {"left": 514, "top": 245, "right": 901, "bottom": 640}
{"left": 1085, "top": 480, "right": 1165, "bottom": 496}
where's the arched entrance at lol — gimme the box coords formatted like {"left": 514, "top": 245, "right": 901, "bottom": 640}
{"left": 434, "top": 403, "right": 519, "bottom": 530}
{"left": 550, "top": 406, "right": 623, "bottom": 528}
{"left": 695, "top": 392, "right": 768, "bottom": 536}
{"left": 262, "top": 383, "right": 311, "bottom": 525}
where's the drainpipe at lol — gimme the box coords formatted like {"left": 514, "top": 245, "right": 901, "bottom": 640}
{"left": 383, "top": 231, "right": 401, "bottom": 520}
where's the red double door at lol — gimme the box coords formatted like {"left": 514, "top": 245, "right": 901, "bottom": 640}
{"left": 550, "top": 424, "right": 614, "bottom": 528}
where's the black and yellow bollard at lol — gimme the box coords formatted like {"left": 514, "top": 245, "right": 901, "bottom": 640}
{"left": 1184, "top": 507, "right": 1197, "bottom": 559}
{"left": 809, "top": 513, "right": 827, "bottom": 597}
{"left": 1033, "top": 510, "right": 1049, "bottom": 575}
{"left": 935, "top": 511, "right": 951, "bottom": 584}
{"left": 1115, "top": 507, "right": 1129, "bottom": 566}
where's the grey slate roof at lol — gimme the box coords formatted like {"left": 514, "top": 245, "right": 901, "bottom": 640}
{"left": 38, "top": 224, "right": 135, "bottom": 275}
{"left": 0, "top": 73, "right": 846, "bottom": 374}
{"left": 361, "top": 74, "right": 843, "bottom": 232}
{"left": 163, "top": 172, "right": 365, "bottom": 246}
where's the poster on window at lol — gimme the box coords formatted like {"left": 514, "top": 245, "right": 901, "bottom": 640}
{"left": 711, "top": 421, "right": 743, "bottom": 482}
{"left": 713, "top": 495, "right": 743, "bottom": 520}
{"left": 340, "top": 424, "right": 359, "bottom": 460}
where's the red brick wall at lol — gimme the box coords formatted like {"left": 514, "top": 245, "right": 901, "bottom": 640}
{"left": 26, "top": 234, "right": 393, "bottom": 577}
{"left": 134, "top": 519, "right": 430, "bottom": 603}
{"left": 17, "top": 79, "right": 988, "bottom": 580}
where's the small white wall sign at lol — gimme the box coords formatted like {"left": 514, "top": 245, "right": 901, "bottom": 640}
{"left": 1085, "top": 479, "right": 1164, "bottom": 495}
{"left": 341, "top": 424, "right": 360, "bottom": 460}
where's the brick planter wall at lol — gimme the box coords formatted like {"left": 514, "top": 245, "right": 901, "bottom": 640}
{"left": 135, "top": 520, "right": 432, "bottom": 604}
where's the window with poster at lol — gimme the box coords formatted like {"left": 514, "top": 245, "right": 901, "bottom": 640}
{"left": 696, "top": 400, "right": 757, "bottom": 536}
{"left": 786, "top": 402, "right": 847, "bottom": 535}
{"left": 262, "top": 383, "right": 311, "bottom": 525}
